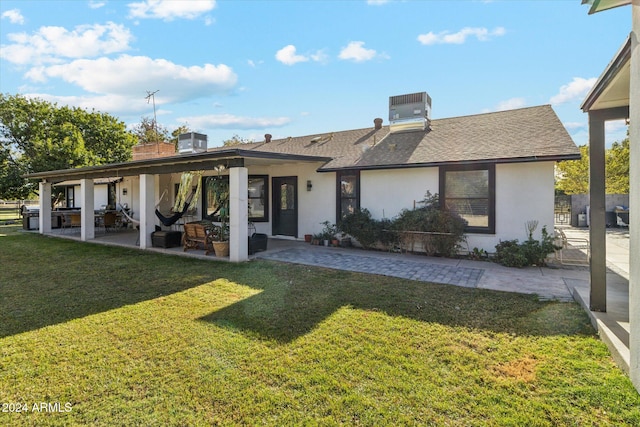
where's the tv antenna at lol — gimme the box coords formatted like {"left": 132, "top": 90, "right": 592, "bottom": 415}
{"left": 145, "top": 90, "right": 159, "bottom": 133}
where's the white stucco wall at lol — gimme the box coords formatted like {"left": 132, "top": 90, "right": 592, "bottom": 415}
{"left": 245, "top": 162, "right": 334, "bottom": 238}
{"left": 465, "top": 161, "right": 555, "bottom": 251}
{"left": 361, "top": 168, "right": 439, "bottom": 219}
{"left": 360, "top": 162, "right": 555, "bottom": 253}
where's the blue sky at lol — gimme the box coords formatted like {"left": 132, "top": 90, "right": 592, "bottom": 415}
{"left": 0, "top": 0, "right": 631, "bottom": 148}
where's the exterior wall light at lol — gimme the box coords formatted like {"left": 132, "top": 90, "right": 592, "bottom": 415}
{"left": 307, "top": 180, "right": 312, "bottom": 191}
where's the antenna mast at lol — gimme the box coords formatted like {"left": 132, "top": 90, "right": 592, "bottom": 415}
{"left": 145, "top": 90, "right": 159, "bottom": 135}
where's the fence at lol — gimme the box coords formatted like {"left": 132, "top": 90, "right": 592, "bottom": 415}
{"left": 0, "top": 200, "right": 38, "bottom": 221}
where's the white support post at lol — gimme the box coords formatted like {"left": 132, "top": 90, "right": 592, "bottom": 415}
{"left": 629, "top": 0, "right": 639, "bottom": 394}
{"left": 139, "top": 174, "right": 157, "bottom": 249}
{"left": 38, "top": 181, "right": 52, "bottom": 234}
{"left": 229, "top": 167, "right": 248, "bottom": 262}
{"left": 80, "top": 179, "right": 95, "bottom": 241}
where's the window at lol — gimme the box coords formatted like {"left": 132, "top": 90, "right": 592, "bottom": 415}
{"left": 66, "top": 187, "right": 75, "bottom": 208}
{"left": 202, "top": 175, "right": 269, "bottom": 222}
{"left": 248, "top": 175, "right": 268, "bottom": 222}
{"left": 336, "top": 171, "right": 360, "bottom": 221}
{"left": 440, "top": 164, "right": 495, "bottom": 234}
{"left": 202, "top": 175, "right": 227, "bottom": 221}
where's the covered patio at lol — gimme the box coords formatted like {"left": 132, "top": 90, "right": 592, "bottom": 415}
{"left": 580, "top": 0, "right": 638, "bottom": 392}
{"left": 27, "top": 149, "right": 331, "bottom": 262}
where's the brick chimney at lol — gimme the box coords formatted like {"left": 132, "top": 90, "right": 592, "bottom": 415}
{"left": 265, "top": 134, "right": 272, "bottom": 143}
{"left": 374, "top": 118, "right": 383, "bottom": 130}
{"left": 132, "top": 142, "right": 176, "bottom": 161}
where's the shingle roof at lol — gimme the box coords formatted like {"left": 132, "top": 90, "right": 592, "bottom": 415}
{"left": 211, "top": 105, "right": 580, "bottom": 171}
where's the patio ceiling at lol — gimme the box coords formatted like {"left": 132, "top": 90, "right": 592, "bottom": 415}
{"left": 581, "top": 36, "right": 631, "bottom": 112}
{"left": 582, "top": 0, "right": 632, "bottom": 14}
{"left": 25, "top": 149, "right": 332, "bottom": 184}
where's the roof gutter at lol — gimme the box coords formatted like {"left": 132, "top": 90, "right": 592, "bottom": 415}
{"left": 317, "top": 153, "right": 582, "bottom": 173}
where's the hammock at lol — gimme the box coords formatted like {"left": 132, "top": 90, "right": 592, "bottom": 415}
{"left": 155, "top": 191, "right": 195, "bottom": 227}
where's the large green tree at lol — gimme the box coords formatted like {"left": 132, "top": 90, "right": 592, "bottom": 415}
{"left": 0, "top": 93, "right": 136, "bottom": 198}
{"left": 556, "top": 135, "right": 630, "bottom": 195}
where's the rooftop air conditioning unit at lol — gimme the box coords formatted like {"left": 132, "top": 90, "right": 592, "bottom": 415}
{"left": 178, "top": 132, "right": 208, "bottom": 154}
{"left": 389, "top": 92, "right": 431, "bottom": 133}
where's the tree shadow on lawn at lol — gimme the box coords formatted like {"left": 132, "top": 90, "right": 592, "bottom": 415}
{"left": 0, "top": 232, "right": 241, "bottom": 338}
{"left": 0, "top": 229, "right": 594, "bottom": 342}
{"left": 200, "top": 262, "right": 595, "bottom": 343}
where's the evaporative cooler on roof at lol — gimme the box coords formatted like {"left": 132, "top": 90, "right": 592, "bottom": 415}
{"left": 389, "top": 92, "right": 431, "bottom": 133}
{"left": 178, "top": 132, "right": 208, "bottom": 154}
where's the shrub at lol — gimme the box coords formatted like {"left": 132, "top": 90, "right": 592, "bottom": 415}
{"left": 338, "top": 208, "right": 383, "bottom": 249}
{"left": 494, "top": 226, "right": 559, "bottom": 268}
{"left": 392, "top": 192, "right": 467, "bottom": 257}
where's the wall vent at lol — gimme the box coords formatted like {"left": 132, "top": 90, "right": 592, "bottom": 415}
{"left": 389, "top": 92, "right": 431, "bottom": 133}
{"left": 178, "top": 132, "right": 208, "bottom": 154}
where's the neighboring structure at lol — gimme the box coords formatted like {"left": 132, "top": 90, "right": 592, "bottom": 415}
{"left": 27, "top": 95, "right": 579, "bottom": 262}
{"left": 580, "top": 0, "right": 638, "bottom": 393}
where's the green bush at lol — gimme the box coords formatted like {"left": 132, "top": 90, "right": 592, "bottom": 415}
{"left": 494, "top": 226, "right": 558, "bottom": 268}
{"left": 392, "top": 192, "right": 467, "bottom": 257}
{"left": 338, "top": 208, "right": 388, "bottom": 249}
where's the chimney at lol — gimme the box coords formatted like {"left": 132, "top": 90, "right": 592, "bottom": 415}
{"left": 374, "top": 118, "right": 383, "bottom": 130}
{"left": 265, "top": 134, "right": 272, "bottom": 143}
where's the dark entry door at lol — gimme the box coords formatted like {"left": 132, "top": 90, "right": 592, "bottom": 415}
{"left": 272, "top": 177, "right": 298, "bottom": 237}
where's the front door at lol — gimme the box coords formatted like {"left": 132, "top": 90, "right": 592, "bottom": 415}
{"left": 272, "top": 177, "right": 298, "bottom": 237}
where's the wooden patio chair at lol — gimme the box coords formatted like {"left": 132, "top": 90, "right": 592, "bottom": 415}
{"left": 182, "top": 223, "right": 213, "bottom": 255}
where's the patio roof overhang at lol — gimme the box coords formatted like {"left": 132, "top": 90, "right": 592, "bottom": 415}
{"left": 25, "top": 149, "right": 333, "bottom": 184}
{"left": 581, "top": 36, "right": 631, "bottom": 112}
{"left": 582, "top": 0, "right": 631, "bottom": 14}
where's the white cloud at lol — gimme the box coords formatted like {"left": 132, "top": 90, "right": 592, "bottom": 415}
{"left": 338, "top": 41, "right": 378, "bottom": 62}
{"left": 89, "top": 1, "right": 106, "bottom": 9}
{"left": 417, "top": 27, "right": 506, "bottom": 45}
{"left": 310, "top": 49, "right": 329, "bottom": 64}
{"left": 563, "top": 121, "right": 586, "bottom": 130}
{"left": 367, "top": 0, "right": 390, "bottom": 5}
{"left": 481, "top": 97, "right": 527, "bottom": 113}
{"left": 128, "top": 0, "right": 216, "bottom": 21}
{"left": 26, "top": 55, "right": 237, "bottom": 103}
{"left": 275, "top": 45, "right": 309, "bottom": 66}
{"left": 22, "top": 92, "right": 149, "bottom": 116}
{"left": 495, "top": 97, "right": 526, "bottom": 111}
{"left": 0, "top": 22, "right": 133, "bottom": 65}
{"left": 1, "top": 9, "right": 25, "bottom": 24}
{"left": 176, "top": 113, "right": 291, "bottom": 130}
{"left": 550, "top": 77, "right": 597, "bottom": 105}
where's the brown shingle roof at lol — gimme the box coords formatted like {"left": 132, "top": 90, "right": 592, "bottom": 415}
{"left": 211, "top": 105, "right": 580, "bottom": 171}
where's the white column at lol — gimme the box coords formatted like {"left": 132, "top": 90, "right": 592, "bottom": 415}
{"left": 628, "top": 0, "right": 640, "bottom": 393}
{"left": 80, "top": 179, "right": 95, "bottom": 241}
{"left": 229, "top": 167, "right": 248, "bottom": 262}
{"left": 139, "top": 174, "right": 157, "bottom": 249}
{"left": 38, "top": 181, "right": 52, "bottom": 234}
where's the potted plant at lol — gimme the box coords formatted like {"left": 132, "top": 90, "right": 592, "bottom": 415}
{"left": 320, "top": 221, "right": 338, "bottom": 247}
{"left": 208, "top": 170, "right": 230, "bottom": 257}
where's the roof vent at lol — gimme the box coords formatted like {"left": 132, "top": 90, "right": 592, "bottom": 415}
{"left": 178, "top": 132, "right": 207, "bottom": 154}
{"left": 389, "top": 92, "right": 431, "bottom": 133}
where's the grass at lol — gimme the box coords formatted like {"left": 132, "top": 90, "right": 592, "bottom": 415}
{"left": 1, "top": 224, "right": 639, "bottom": 426}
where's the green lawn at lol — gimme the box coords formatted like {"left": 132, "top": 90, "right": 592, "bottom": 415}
{"left": 1, "top": 224, "right": 638, "bottom": 426}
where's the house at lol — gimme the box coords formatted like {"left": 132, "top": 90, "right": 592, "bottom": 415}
{"left": 28, "top": 93, "right": 579, "bottom": 262}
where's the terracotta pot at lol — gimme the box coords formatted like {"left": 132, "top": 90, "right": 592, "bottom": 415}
{"left": 212, "top": 241, "right": 230, "bottom": 257}
{"left": 304, "top": 234, "right": 312, "bottom": 243}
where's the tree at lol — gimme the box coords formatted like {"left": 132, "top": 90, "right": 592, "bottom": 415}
{"left": 222, "top": 134, "right": 252, "bottom": 146}
{"left": 0, "top": 93, "right": 136, "bottom": 199}
{"left": 131, "top": 116, "right": 170, "bottom": 144}
{"left": 606, "top": 138, "right": 629, "bottom": 194}
{"left": 555, "top": 135, "right": 630, "bottom": 195}
{"left": 556, "top": 145, "right": 589, "bottom": 194}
